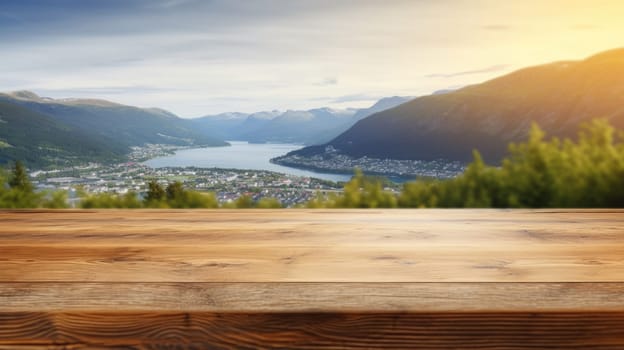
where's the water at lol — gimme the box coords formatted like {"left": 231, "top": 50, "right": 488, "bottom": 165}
{"left": 144, "top": 141, "right": 353, "bottom": 182}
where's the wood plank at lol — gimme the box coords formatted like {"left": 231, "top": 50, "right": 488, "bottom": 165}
{"left": 1, "top": 312, "right": 624, "bottom": 349}
{"left": 2, "top": 210, "right": 624, "bottom": 348}
{"left": 1, "top": 209, "right": 623, "bottom": 282}
{"left": 2, "top": 282, "right": 624, "bottom": 312}
{"left": 3, "top": 244, "right": 624, "bottom": 282}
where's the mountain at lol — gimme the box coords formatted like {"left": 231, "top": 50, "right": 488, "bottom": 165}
{"left": 191, "top": 108, "right": 354, "bottom": 144}
{"left": 0, "top": 91, "right": 227, "bottom": 167}
{"left": 191, "top": 111, "right": 282, "bottom": 141}
{"left": 351, "top": 96, "right": 414, "bottom": 122}
{"left": 0, "top": 91, "right": 226, "bottom": 149}
{"left": 0, "top": 100, "right": 125, "bottom": 167}
{"left": 290, "top": 48, "right": 624, "bottom": 163}
{"left": 191, "top": 97, "right": 412, "bottom": 145}
{"left": 240, "top": 108, "right": 356, "bottom": 144}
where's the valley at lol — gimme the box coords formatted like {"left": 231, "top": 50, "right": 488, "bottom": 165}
{"left": 3, "top": 48, "right": 624, "bottom": 204}
{"left": 33, "top": 159, "right": 345, "bottom": 208}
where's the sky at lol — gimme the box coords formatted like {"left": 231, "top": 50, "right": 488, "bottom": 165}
{"left": 1, "top": 0, "right": 624, "bottom": 117}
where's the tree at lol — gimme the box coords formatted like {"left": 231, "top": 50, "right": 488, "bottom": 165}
{"left": 166, "top": 181, "right": 185, "bottom": 201}
{"left": 163, "top": 181, "right": 218, "bottom": 208}
{"left": 397, "top": 119, "right": 624, "bottom": 208}
{"left": 0, "top": 161, "right": 42, "bottom": 208}
{"left": 9, "top": 161, "right": 33, "bottom": 193}
{"left": 145, "top": 179, "right": 166, "bottom": 204}
{"left": 230, "top": 195, "right": 253, "bottom": 208}
{"left": 81, "top": 191, "right": 142, "bottom": 209}
{"left": 255, "top": 197, "right": 283, "bottom": 208}
{"left": 325, "top": 169, "right": 398, "bottom": 208}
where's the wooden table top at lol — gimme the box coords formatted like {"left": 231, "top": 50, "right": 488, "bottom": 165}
{"left": 1, "top": 209, "right": 623, "bottom": 312}
{"left": 2, "top": 209, "right": 624, "bottom": 349}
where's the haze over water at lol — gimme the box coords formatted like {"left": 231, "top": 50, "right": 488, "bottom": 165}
{"left": 144, "top": 142, "right": 353, "bottom": 182}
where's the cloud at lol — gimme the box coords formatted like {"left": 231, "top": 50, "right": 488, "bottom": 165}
{"left": 424, "top": 65, "right": 509, "bottom": 78}
{"left": 33, "top": 86, "right": 190, "bottom": 96}
{"left": 4, "top": 0, "right": 612, "bottom": 116}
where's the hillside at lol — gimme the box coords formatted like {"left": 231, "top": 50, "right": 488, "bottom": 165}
{"left": 351, "top": 96, "right": 415, "bottom": 122}
{"left": 0, "top": 101, "right": 126, "bottom": 167}
{"left": 0, "top": 91, "right": 227, "bottom": 149}
{"left": 0, "top": 91, "right": 227, "bottom": 167}
{"left": 290, "top": 48, "right": 624, "bottom": 163}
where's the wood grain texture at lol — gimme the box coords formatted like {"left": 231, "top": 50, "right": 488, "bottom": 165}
{"left": 2, "top": 282, "right": 624, "bottom": 312}
{"left": 1, "top": 209, "right": 623, "bottom": 282}
{"left": 2, "top": 209, "right": 624, "bottom": 348}
{"left": 1, "top": 312, "right": 624, "bottom": 349}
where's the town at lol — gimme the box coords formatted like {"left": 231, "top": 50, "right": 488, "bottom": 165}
{"left": 271, "top": 146, "right": 466, "bottom": 179}
{"left": 26, "top": 144, "right": 462, "bottom": 208}
{"left": 31, "top": 162, "right": 348, "bottom": 208}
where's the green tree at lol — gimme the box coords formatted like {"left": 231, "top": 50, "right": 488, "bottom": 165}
{"left": 397, "top": 119, "right": 624, "bottom": 208}
{"left": 255, "top": 197, "right": 283, "bottom": 208}
{"left": 166, "top": 181, "right": 185, "bottom": 201}
{"left": 41, "top": 190, "right": 69, "bottom": 209}
{"left": 144, "top": 179, "right": 166, "bottom": 207}
{"left": 233, "top": 195, "right": 254, "bottom": 208}
{"left": 178, "top": 191, "right": 218, "bottom": 208}
{"left": 9, "top": 161, "right": 33, "bottom": 193}
{"left": 81, "top": 191, "right": 143, "bottom": 209}
{"left": 318, "top": 169, "right": 398, "bottom": 208}
{"left": 153, "top": 181, "right": 218, "bottom": 208}
{"left": 0, "top": 161, "right": 41, "bottom": 208}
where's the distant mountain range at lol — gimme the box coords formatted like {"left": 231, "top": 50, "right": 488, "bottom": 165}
{"left": 0, "top": 91, "right": 226, "bottom": 167}
{"left": 0, "top": 90, "right": 412, "bottom": 168}
{"left": 5, "top": 48, "right": 624, "bottom": 170}
{"left": 290, "top": 48, "right": 624, "bottom": 163}
{"left": 189, "top": 96, "right": 413, "bottom": 145}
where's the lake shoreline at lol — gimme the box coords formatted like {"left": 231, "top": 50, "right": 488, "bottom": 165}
{"left": 142, "top": 142, "right": 354, "bottom": 182}
{"left": 269, "top": 157, "right": 416, "bottom": 183}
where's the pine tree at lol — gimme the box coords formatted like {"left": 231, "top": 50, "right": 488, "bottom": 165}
{"left": 9, "top": 161, "right": 33, "bottom": 193}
